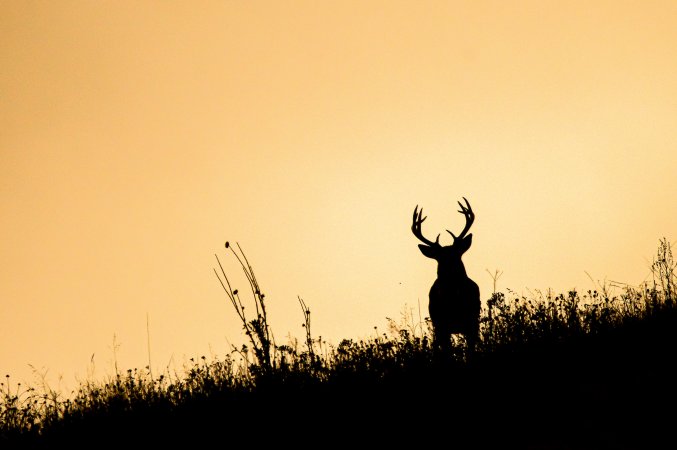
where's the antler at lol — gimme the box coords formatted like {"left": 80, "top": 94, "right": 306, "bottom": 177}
{"left": 447, "top": 197, "right": 475, "bottom": 241}
{"left": 412, "top": 205, "right": 440, "bottom": 247}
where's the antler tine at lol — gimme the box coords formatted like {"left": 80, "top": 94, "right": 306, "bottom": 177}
{"left": 450, "top": 197, "right": 475, "bottom": 241}
{"left": 413, "top": 205, "right": 425, "bottom": 223}
{"left": 457, "top": 197, "right": 473, "bottom": 214}
{"left": 412, "top": 205, "right": 440, "bottom": 247}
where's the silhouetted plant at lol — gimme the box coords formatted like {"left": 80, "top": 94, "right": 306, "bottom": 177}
{"left": 214, "top": 242, "right": 274, "bottom": 372}
{"left": 652, "top": 237, "right": 675, "bottom": 305}
{"left": 298, "top": 296, "right": 315, "bottom": 362}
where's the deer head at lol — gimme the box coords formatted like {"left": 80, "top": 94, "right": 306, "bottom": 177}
{"left": 411, "top": 197, "right": 475, "bottom": 278}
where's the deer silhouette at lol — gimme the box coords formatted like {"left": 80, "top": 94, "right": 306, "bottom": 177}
{"left": 412, "top": 197, "right": 480, "bottom": 353}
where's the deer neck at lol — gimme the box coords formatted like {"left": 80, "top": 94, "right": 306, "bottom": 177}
{"left": 437, "top": 260, "right": 467, "bottom": 280}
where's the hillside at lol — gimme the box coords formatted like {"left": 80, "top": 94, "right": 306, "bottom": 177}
{"left": 2, "top": 241, "right": 675, "bottom": 449}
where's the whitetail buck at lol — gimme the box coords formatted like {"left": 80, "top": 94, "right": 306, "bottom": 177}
{"left": 412, "top": 198, "right": 480, "bottom": 353}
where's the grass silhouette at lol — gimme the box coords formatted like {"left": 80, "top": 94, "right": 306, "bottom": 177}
{"left": 2, "top": 239, "right": 675, "bottom": 449}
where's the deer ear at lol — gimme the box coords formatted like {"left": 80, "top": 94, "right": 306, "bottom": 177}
{"left": 418, "top": 244, "right": 438, "bottom": 259}
{"left": 457, "top": 234, "right": 473, "bottom": 253}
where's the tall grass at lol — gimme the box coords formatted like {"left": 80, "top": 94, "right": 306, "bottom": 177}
{"left": 2, "top": 239, "right": 675, "bottom": 447}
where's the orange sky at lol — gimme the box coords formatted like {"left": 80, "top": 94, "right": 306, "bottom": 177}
{"left": 1, "top": 1, "right": 676, "bottom": 390}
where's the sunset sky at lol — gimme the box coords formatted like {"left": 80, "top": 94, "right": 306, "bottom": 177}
{"left": 2, "top": 1, "right": 676, "bottom": 390}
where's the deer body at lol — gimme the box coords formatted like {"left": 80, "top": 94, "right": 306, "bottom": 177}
{"left": 412, "top": 198, "right": 480, "bottom": 351}
{"left": 428, "top": 275, "right": 480, "bottom": 342}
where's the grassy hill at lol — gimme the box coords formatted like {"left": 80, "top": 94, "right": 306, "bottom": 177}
{"left": 2, "top": 240, "right": 675, "bottom": 449}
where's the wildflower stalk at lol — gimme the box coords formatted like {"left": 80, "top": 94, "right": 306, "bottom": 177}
{"left": 214, "top": 242, "right": 273, "bottom": 372}
{"left": 298, "top": 296, "right": 314, "bottom": 362}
